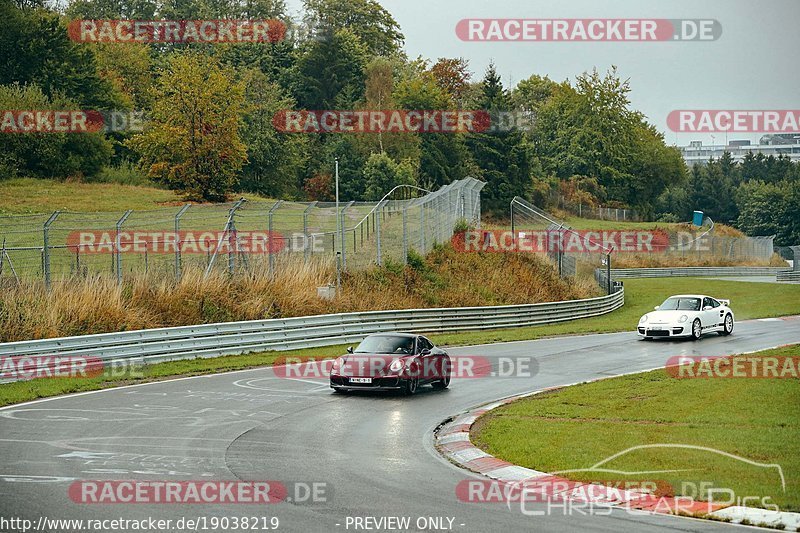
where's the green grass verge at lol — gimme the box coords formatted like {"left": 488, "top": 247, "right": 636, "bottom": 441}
{"left": 471, "top": 344, "right": 800, "bottom": 512}
{"left": 433, "top": 277, "right": 800, "bottom": 346}
{"left": 2, "top": 277, "right": 798, "bottom": 408}
{"left": 0, "top": 344, "right": 345, "bottom": 408}
{"left": 0, "top": 177, "right": 272, "bottom": 214}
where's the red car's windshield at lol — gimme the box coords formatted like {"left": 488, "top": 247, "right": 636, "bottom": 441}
{"left": 354, "top": 336, "right": 415, "bottom": 354}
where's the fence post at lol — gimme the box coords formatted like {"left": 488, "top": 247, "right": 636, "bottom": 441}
{"left": 115, "top": 210, "right": 132, "bottom": 286}
{"left": 227, "top": 218, "right": 237, "bottom": 275}
{"left": 402, "top": 205, "right": 408, "bottom": 264}
{"left": 340, "top": 201, "right": 354, "bottom": 271}
{"left": 419, "top": 201, "right": 425, "bottom": 254}
{"left": 268, "top": 200, "right": 283, "bottom": 277}
{"left": 303, "top": 202, "right": 317, "bottom": 264}
{"left": 510, "top": 199, "right": 516, "bottom": 247}
{"left": 606, "top": 251, "right": 612, "bottom": 295}
{"left": 43, "top": 211, "right": 60, "bottom": 289}
{"left": 174, "top": 204, "right": 190, "bottom": 281}
{"left": 204, "top": 198, "right": 246, "bottom": 279}
{"left": 375, "top": 200, "right": 386, "bottom": 266}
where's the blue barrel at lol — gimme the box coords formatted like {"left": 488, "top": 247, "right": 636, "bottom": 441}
{"left": 692, "top": 210, "right": 704, "bottom": 226}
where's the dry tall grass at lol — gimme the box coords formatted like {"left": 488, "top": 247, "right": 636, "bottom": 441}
{"left": 611, "top": 253, "right": 788, "bottom": 269}
{"left": 0, "top": 246, "right": 598, "bottom": 342}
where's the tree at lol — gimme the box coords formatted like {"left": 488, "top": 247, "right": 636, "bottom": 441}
{"left": 0, "top": 83, "right": 112, "bottom": 179}
{"left": 737, "top": 179, "right": 800, "bottom": 246}
{"left": 303, "top": 0, "right": 403, "bottom": 56}
{"left": 363, "top": 153, "right": 415, "bottom": 200}
{"left": 128, "top": 52, "right": 247, "bottom": 201}
{"left": 688, "top": 159, "right": 738, "bottom": 223}
{"left": 511, "top": 74, "right": 557, "bottom": 115}
{"left": 531, "top": 67, "right": 684, "bottom": 212}
{"left": 430, "top": 58, "right": 471, "bottom": 106}
{"left": 292, "top": 28, "right": 369, "bottom": 109}
{"left": 238, "top": 69, "right": 309, "bottom": 198}
{"left": 465, "top": 62, "right": 534, "bottom": 215}
{"left": 0, "top": 3, "right": 119, "bottom": 109}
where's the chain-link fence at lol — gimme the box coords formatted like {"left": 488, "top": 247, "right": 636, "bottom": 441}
{"left": 509, "top": 197, "right": 775, "bottom": 294}
{"left": 0, "top": 178, "right": 484, "bottom": 286}
{"left": 510, "top": 197, "right": 615, "bottom": 293}
{"left": 555, "top": 200, "right": 640, "bottom": 222}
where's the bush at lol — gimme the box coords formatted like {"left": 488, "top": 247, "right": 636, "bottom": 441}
{"left": 0, "top": 84, "right": 112, "bottom": 180}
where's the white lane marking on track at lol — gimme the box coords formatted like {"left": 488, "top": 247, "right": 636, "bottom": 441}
{"left": 232, "top": 376, "right": 329, "bottom": 393}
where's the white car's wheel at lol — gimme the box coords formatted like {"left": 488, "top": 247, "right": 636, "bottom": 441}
{"left": 719, "top": 314, "right": 734, "bottom": 336}
{"left": 691, "top": 318, "right": 702, "bottom": 340}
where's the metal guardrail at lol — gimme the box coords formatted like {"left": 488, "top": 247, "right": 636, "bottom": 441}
{"left": 0, "top": 290, "right": 624, "bottom": 372}
{"left": 600, "top": 266, "right": 789, "bottom": 279}
{"left": 777, "top": 271, "right": 800, "bottom": 282}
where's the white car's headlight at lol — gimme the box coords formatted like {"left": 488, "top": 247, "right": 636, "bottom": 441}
{"left": 639, "top": 315, "right": 648, "bottom": 324}
{"left": 679, "top": 315, "right": 688, "bottom": 323}
{"left": 389, "top": 359, "right": 404, "bottom": 372}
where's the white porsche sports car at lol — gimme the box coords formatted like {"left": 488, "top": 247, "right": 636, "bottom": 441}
{"left": 638, "top": 294, "right": 734, "bottom": 340}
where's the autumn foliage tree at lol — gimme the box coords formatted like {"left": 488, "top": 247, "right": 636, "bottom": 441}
{"left": 129, "top": 53, "right": 247, "bottom": 202}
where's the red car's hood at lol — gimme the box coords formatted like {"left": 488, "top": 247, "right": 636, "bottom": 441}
{"left": 335, "top": 354, "right": 414, "bottom": 377}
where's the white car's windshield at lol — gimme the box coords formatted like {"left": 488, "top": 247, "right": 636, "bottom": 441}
{"left": 354, "top": 336, "right": 415, "bottom": 354}
{"left": 659, "top": 297, "right": 701, "bottom": 311}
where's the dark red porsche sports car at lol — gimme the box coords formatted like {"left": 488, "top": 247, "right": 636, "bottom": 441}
{"left": 329, "top": 333, "right": 451, "bottom": 395}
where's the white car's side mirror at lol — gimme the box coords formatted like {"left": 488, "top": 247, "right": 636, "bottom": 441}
{"left": 703, "top": 306, "right": 713, "bottom": 311}
{"left": 654, "top": 306, "right": 659, "bottom": 310}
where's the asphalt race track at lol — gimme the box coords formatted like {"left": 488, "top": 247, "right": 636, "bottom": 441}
{"left": 1, "top": 318, "right": 798, "bottom": 532}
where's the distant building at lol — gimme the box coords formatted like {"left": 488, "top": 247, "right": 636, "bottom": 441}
{"left": 679, "top": 138, "right": 800, "bottom": 166}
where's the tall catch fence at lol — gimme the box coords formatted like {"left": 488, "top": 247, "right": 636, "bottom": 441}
{"left": 510, "top": 197, "right": 616, "bottom": 294}
{"left": 509, "top": 197, "right": 775, "bottom": 293}
{"left": 0, "top": 178, "right": 484, "bottom": 286}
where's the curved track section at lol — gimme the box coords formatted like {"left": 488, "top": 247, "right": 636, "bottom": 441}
{"left": 1, "top": 317, "right": 798, "bottom": 532}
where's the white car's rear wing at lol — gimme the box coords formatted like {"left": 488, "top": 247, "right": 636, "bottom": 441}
{"left": 718, "top": 298, "right": 731, "bottom": 307}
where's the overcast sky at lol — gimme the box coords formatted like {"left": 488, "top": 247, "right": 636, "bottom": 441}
{"left": 285, "top": 0, "right": 799, "bottom": 146}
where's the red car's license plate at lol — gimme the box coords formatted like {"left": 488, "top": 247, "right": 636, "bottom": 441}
{"left": 350, "top": 377, "right": 372, "bottom": 384}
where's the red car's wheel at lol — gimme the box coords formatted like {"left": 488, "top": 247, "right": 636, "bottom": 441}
{"left": 403, "top": 375, "right": 419, "bottom": 395}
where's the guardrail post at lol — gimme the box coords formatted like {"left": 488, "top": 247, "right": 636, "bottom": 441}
{"left": 303, "top": 202, "right": 317, "bottom": 263}
{"left": 115, "top": 210, "right": 132, "bottom": 286}
{"left": 606, "top": 251, "right": 612, "bottom": 295}
{"left": 268, "top": 200, "right": 283, "bottom": 277}
{"left": 174, "top": 204, "right": 190, "bottom": 281}
{"left": 43, "top": 211, "right": 60, "bottom": 289}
